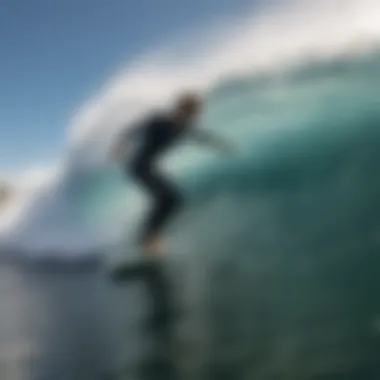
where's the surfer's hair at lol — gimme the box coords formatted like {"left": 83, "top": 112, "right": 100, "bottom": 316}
{"left": 176, "top": 92, "right": 203, "bottom": 113}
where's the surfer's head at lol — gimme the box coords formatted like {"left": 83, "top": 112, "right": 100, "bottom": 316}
{"left": 173, "top": 92, "right": 203, "bottom": 125}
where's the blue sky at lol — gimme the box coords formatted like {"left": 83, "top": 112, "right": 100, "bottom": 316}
{"left": 0, "top": 0, "right": 254, "bottom": 174}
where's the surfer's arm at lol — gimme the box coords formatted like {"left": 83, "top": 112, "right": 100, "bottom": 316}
{"left": 191, "top": 129, "right": 236, "bottom": 154}
{"left": 110, "top": 123, "right": 144, "bottom": 162}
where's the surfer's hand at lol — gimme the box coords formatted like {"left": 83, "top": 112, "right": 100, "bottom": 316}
{"left": 220, "top": 141, "right": 237, "bottom": 156}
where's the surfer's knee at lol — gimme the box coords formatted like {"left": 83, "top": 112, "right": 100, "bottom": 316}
{"left": 173, "top": 192, "right": 184, "bottom": 212}
{"left": 163, "top": 191, "right": 184, "bottom": 213}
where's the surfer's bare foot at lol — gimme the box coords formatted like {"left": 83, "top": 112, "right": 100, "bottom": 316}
{"left": 143, "top": 235, "right": 164, "bottom": 259}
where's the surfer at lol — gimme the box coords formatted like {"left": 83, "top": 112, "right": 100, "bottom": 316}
{"left": 112, "top": 93, "right": 234, "bottom": 256}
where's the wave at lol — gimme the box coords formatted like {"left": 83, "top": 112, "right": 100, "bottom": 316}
{"left": 1, "top": 0, "right": 380, "bottom": 255}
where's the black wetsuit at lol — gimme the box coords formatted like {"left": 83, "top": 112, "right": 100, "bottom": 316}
{"left": 125, "top": 113, "right": 191, "bottom": 244}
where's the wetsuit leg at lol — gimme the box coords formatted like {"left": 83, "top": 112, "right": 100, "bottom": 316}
{"left": 133, "top": 167, "right": 184, "bottom": 244}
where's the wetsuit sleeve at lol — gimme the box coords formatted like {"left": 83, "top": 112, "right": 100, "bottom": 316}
{"left": 119, "top": 120, "right": 147, "bottom": 141}
{"left": 190, "top": 128, "right": 234, "bottom": 153}
{"left": 190, "top": 129, "right": 216, "bottom": 144}
{"left": 111, "top": 120, "right": 148, "bottom": 160}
